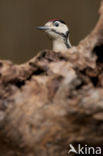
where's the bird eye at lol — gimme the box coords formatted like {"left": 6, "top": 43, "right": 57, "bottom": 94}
{"left": 54, "top": 22, "right": 59, "bottom": 27}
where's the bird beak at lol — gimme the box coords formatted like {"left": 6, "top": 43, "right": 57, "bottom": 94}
{"left": 37, "top": 26, "right": 49, "bottom": 31}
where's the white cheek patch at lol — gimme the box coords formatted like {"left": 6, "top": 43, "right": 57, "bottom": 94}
{"left": 45, "top": 21, "right": 69, "bottom": 39}
{"left": 55, "top": 24, "right": 69, "bottom": 34}
{"left": 46, "top": 30, "right": 60, "bottom": 39}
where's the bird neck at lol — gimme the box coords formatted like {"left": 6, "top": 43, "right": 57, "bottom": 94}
{"left": 53, "top": 37, "right": 71, "bottom": 52}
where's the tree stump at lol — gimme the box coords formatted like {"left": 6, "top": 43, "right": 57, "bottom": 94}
{"left": 0, "top": 0, "right": 103, "bottom": 156}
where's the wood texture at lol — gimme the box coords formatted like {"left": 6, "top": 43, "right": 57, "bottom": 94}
{"left": 0, "top": 1, "right": 103, "bottom": 155}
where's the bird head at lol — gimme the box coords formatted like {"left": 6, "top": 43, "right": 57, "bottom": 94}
{"left": 37, "top": 19, "right": 69, "bottom": 40}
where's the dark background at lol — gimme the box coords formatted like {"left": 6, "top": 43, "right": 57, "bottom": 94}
{"left": 0, "top": 0, "right": 99, "bottom": 64}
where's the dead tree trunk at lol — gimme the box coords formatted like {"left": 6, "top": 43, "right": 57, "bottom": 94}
{"left": 0, "top": 1, "right": 103, "bottom": 156}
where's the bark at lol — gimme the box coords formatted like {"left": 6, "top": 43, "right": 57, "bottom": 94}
{"left": 0, "top": 1, "right": 103, "bottom": 156}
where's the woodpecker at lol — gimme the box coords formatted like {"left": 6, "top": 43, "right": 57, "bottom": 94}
{"left": 37, "top": 19, "right": 72, "bottom": 52}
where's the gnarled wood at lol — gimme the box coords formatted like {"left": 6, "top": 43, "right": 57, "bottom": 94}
{"left": 0, "top": 1, "right": 103, "bottom": 156}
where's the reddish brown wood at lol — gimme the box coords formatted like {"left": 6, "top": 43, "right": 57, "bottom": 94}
{"left": 0, "top": 1, "right": 103, "bottom": 155}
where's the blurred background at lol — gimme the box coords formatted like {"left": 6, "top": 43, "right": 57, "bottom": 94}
{"left": 0, "top": 0, "right": 99, "bottom": 64}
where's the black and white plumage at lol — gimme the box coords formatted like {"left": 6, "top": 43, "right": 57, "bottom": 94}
{"left": 37, "top": 19, "right": 72, "bottom": 52}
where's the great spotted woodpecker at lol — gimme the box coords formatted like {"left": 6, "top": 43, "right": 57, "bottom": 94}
{"left": 37, "top": 19, "right": 72, "bottom": 52}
